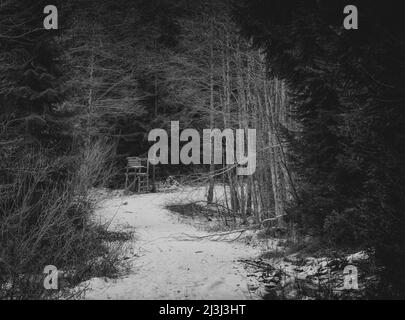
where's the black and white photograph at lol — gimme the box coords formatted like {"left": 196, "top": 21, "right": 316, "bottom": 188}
{"left": 1, "top": 0, "right": 405, "bottom": 306}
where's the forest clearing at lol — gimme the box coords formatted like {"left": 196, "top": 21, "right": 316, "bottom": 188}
{"left": 79, "top": 187, "right": 263, "bottom": 299}
{"left": 76, "top": 185, "right": 371, "bottom": 300}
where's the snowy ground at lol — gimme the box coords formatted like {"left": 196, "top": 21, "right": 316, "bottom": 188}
{"left": 79, "top": 187, "right": 264, "bottom": 300}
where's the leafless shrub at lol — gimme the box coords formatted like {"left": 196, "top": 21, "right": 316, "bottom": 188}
{"left": 0, "top": 139, "right": 129, "bottom": 299}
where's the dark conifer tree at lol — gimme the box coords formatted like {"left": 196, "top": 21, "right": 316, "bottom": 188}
{"left": 0, "top": 0, "right": 70, "bottom": 152}
{"left": 235, "top": 0, "right": 405, "bottom": 297}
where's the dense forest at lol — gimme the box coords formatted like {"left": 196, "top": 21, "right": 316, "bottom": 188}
{"left": 1, "top": 0, "right": 404, "bottom": 299}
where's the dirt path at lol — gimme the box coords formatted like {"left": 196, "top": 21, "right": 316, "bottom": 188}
{"left": 81, "top": 188, "right": 263, "bottom": 299}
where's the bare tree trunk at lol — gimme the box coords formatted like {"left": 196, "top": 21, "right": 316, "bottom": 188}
{"left": 87, "top": 43, "right": 95, "bottom": 146}
{"left": 207, "top": 16, "right": 215, "bottom": 204}
{"left": 151, "top": 38, "right": 158, "bottom": 192}
{"left": 235, "top": 44, "right": 248, "bottom": 223}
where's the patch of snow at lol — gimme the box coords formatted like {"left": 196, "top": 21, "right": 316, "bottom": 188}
{"left": 347, "top": 251, "right": 369, "bottom": 263}
{"left": 79, "top": 186, "right": 263, "bottom": 300}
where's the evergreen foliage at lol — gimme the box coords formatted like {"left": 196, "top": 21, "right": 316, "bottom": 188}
{"left": 235, "top": 0, "right": 405, "bottom": 297}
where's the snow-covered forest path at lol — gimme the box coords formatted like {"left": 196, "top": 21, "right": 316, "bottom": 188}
{"left": 81, "top": 188, "right": 263, "bottom": 299}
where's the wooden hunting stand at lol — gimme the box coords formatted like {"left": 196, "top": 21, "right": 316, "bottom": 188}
{"left": 125, "top": 157, "right": 149, "bottom": 192}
